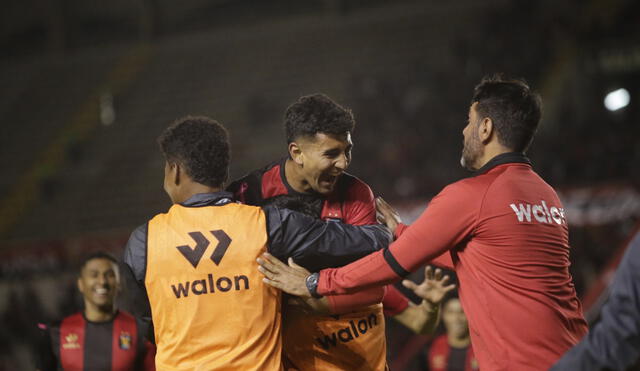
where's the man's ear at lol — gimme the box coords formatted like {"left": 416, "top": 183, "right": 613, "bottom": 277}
{"left": 478, "top": 117, "right": 494, "bottom": 144}
{"left": 288, "top": 142, "right": 304, "bottom": 166}
{"left": 171, "top": 162, "right": 181, "bottom": 186}
{"left": 77, "top": 277, "right": 84, "bottom": 295}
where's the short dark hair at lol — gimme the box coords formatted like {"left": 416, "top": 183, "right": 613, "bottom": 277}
{"left": 78, "top": 251, "right": 118, "bottom": 275}
{"left": 472, "top": 75, "right": 542, "bottom": 153}
{"left": 284, "top": 94, "right": 355, "bottom": 143}
{"left": 158, "top": 116, "right": 230, "bottom": 188}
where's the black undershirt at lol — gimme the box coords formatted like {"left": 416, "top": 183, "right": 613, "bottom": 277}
{"left": 84, "top": 320, "right": 114, "bottom": 371}
{"left": 447, "top": 346, "right": 468, "bottom": 371}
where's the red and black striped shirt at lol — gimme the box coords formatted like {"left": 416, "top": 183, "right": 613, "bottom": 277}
{"left": 37, "top": 310, "right": 155, "bottom": 371}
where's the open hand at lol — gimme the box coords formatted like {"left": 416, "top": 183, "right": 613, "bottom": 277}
{"left": 402, "top": 266, "right": 456, "bottom": 305}
{"left": 258, "top": 253, "right": 313, "bottom": 298}
{"left": 376, "top": 197, "right": 402, "bottom": 235}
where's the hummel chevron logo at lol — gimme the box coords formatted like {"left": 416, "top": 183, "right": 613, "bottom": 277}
{"left": 176, "top": 230, "right": 232, "bottom": 268}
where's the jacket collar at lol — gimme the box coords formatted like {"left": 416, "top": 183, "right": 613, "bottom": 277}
{"left": 179, "top": 191, "right": 235, "bottom": 207}
{"left": 473, "top": 152, "right": 531, "bottom": 176}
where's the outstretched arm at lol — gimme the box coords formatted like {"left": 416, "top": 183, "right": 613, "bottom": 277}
{"left": 263, "top": 206, "right": 389, "bottom": 313}
{"left": 258, "top": 182, "right": 478, "bottom": 299}
{"left": 264, "top": 205, "right": 391, "bottom": 272}
{"left": 376, "top": 197, "right": 454, "bottom": 270}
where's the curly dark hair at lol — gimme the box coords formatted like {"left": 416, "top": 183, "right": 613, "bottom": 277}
{"left": 158, "top": 116, "right": 230, "bottom": 188}
{"left": 284, "top": 94, "right": 355, "bottom": 143}
{"left": 472, "top": 75, "right": 542, "bottom": 153}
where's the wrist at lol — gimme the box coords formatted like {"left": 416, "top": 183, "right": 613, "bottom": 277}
{"left": 421, "top": 299, "right": 439, "bottom": 313}
{"left": 305, "top": 273, "right": 322, "bottom": 298}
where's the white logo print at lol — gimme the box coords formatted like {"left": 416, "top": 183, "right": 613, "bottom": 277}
{"left": 510, "top": 200, "right": 566, "bottom": 225}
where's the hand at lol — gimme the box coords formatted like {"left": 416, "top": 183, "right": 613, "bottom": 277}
{"left": 257, "top": 253, "right": 313, "bottom": 298}
{"left": 402, "top": 266, "right": 456, "bottom": 305}
{"left": 376, "top": 197, "right": 402, "bottom": 235}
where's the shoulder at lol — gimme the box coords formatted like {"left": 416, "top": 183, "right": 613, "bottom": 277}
{"left": 39, "top": 317, "right": 64, "bottom": 333}
{"left": 125, "top": 223, "right": 149, "bottom": 252}
{"left": 428, "top": 335, "right": 450, "bottom": 356}
{"left": 59, "top": 312, "right": 85, "bottom": 329}
{"left": 341, "top": 173, "right": 373, "bottom": 193}
{"left": 227, "top": 165, "right": 268, "bottom": 191}
{"left": 116, "top": 310, "right": 136, "bottom": 322}
{"left": 226, "top": 201, "right": 266, "bottom": 216}
{"left": 338, "top": 173, "right": 374, "bottom": 201}
{"left": 434, "top": 172, "right": 498, "bottom": 203}
{"left": 227, "top": 160, "right": 282, "bottom": 203}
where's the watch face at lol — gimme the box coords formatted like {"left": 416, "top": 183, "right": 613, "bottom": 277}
{"left": 306, "top": 273, "right": 320, "bottom": 298}
{"left": 306, "top": 273, "right": 317, "bottom": 285}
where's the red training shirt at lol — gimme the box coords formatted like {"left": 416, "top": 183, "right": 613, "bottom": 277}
{"left": 318, "top": 153, "right": 588, "bottom": 371}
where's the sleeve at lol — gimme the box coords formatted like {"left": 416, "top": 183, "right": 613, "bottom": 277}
{"left": 36, "top": 324, "right": 57, "bottom": 371}
{"left": 318, "top": 177, "right": 389, "bottom": 313}
{"left": 394, "top": 223, "right": 409, "bottom": 238}
{"left": 395, "top": 225, "right": 454, "bottom": 271}
{"left": 226, "top": 171, "right": 263, "bottom": 205}
{"left": 122, "top": 224, "right": 153, "bottom": 325}
{"left": 382, "top": 285, "right": 410, "bottom": 316}
{"left": 318, "top": 181, "right": 480, "bottom": 296}
{"left": 342, "top": 177, "right": 377, "bottom": 226}
{"left": 327, "top": 287, "right": 386, "bottom": 314}
{"left": 551, "top": 234, "right": 640, "bottom": 371}
{"left": 264, "top": 205, "right": 392, "bottom": 272}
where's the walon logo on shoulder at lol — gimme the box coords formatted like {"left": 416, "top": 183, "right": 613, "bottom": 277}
{"left": 171, "top": 229, "right": 250, "bottom": 299}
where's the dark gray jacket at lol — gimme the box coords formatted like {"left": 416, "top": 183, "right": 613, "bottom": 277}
{"left": 551, "top": 231, "right": 640, "bottom": 371}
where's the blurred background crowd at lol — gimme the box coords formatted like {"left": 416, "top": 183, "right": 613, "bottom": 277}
{"left": 1, "top": 0, "right": 639, "bottom": 369}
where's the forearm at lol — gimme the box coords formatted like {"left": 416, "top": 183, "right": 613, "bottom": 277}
{"left": 317, "top": 219, "right": 455, "bottom": 296}
{"left": 318, "top": 249, "right": 402, "bottom": 296}
{"left": 393, "top": 300, "right": 441, "bottom": 335}
{"left": 327, "top": 286, "right": 385, "bottom": 314}
{"left": 414, "top": 300, "right": 441, "bottom": 335}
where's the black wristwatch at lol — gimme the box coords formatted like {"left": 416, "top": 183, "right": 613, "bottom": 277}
{"left": 305, "top": 273, "right": 322, "bottom": 298}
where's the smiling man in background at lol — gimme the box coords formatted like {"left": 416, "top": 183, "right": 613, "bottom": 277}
{"left": 37, "top": 252, "right": 155, "bottom": 371}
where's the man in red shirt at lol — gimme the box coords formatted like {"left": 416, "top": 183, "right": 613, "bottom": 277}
{"left": 257, "top": 76, "right": 589, "bottom": 371}
{"left": 427, "top": 296, "right": 478, "bottom": 371}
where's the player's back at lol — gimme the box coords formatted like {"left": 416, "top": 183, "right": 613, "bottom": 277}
{"left": 145, "top": 201, "right": 283, "bottom": 371}
{"left": 452, "top": 162, "right": 587, "bottom": 370}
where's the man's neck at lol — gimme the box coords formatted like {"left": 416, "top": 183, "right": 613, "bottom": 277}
{"left": 475, "top": 144, "right": 512, "bottom": 170}
{"left": 84, "top": 305, "right": 116, "bottom": 322}
{"left": 284, "top": 158, "right": 312, "bottom": 194}
{"left": 175, "top": 183, "right": 221, "bottom": 204}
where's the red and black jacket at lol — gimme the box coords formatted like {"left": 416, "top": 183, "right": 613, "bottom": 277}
{"left": 427, "top": 335, "right": 478, "bottom": 371}
{"left": 227, "top": 158, "right": 377, "bottom": 227}
{"left": 37, "top": 310, "right": 155, "bottom": 371}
